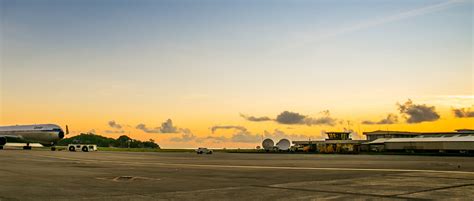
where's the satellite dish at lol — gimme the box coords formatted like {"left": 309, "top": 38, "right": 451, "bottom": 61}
{"left": 262, "top": 139, "right": 274, "bottom": 151}
{"left": 276, "top": 139, "right": 291, "bottom": 151}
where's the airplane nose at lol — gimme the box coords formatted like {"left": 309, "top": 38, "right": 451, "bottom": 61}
{"left": 58, "top": 131, "right": 65, "bottom": 139}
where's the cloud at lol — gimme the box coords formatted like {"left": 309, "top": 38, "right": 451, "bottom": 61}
{"left": 211, "top": 125, "right": 247, "bottom": 133}
{"left": 108, "top": 120, "right": 122, "bottom": 129}
{"left": 169, "top": 128, "right": 197, "bottom": 142}
{"left": 276, "top": 110, "right": 337, "bottom": 126}
{"left": 315, "top": 110, "right": 337, "bottom": 126}
{"left": 230, "top": 131, "right": 262, "bottom": 143}
{"left": 228, "top": 129, "right": 317, "bottom": 143}
{"left": 136, "top": 124, "right": 161, "bottom": 133}
{"left": 160, "top": 119, "right": 178, "bottom": 133}
{"left": 240, "top": 114, "right": 272, "bottom": 122}
{"left": 242, "top": 111, "right": 337, "bottom": 126}
{"left": 196, "top": 136, "right": 229, "bottom": 143}
{"left": 304, "top": 111, "right": 337, "bottom": 126}
{"left": 303, "top": 117, "right": 337, "bottom": 126}
{"left": 397, "top": 99, "right": 440, "bottom": 123}
{"left": 136, "top": 119, "right": 179, "bottom": 134}
{"left": 275, "top": 111, "right": 306, "bottom": 124}
{"left": 198, "top": 130, "right": 261, "bottom": 143}
{"left": 170, "top": 127, "right": 262, "bottom": 144}
{"left": 197, "top": 127, "right": 318, "bottom": 144}
{"left": 362, "top": 114, "right": 399, "bottom": 125}
{"left": 107, "top": 121, "right": 125, "bottom": 133}
{"left": 453, "top": 107, "right": 474, "bottom": 118}
{"left": 264, "top": 129, "right": 316, "bottom": 141}
{"left": 104, "top": 130, "right": 125, "bottom": 134}
{"left": 281, "top": 0, "right": 466, "bottom": 50}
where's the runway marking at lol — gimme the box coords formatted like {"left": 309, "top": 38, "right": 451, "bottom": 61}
{"left": 26, "top": 153, "right": 474, "bottom": 175}
{"left": 95, "top": 176, "right": 161, "bottom": 182}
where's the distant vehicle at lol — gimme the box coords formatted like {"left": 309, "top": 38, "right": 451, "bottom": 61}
{"left": 68, "top": 144, "right": 97, "bottom": 152}
{"left": 289, "top": 145, "right": 304, "bottom": 152}
{"left": 196, "top": 147, "right": 213, "bottom": 154}
{"left": 0, "top": 124, "right": 68, "bottom": 151}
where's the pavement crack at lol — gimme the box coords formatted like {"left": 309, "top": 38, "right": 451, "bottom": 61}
{"left": 387, "top": 174, "right": 474, "bottom": 181}
{"left": 392, "top": 183, "right": 474, "bottom": 197}
{"left": 0, "top": 195, "right": 21, "bottom": 201}
{"left": 250, "top": 185, "right": 431, "bottom": 200}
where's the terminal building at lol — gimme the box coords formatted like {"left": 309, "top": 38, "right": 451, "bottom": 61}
{"left": 292, "top": 132, "right": 366, "bottom": 153}
{"left": 362, "top": 129, "right": 474, "bottom": 153}
{"left": 363, "top": 130, "right": 420, "bottom": 141}
{"left": 291, "top": 129, "right": 474, "bottom": 154}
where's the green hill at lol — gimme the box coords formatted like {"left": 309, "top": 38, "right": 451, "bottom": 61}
{"left": 58, "top": 133, "right": 160, "bottom": 149}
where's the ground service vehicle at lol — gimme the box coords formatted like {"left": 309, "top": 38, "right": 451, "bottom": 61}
{"left": 68, "top": 144, "right": 97, "bottom": 152}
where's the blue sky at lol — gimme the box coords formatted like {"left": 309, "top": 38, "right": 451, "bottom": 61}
{"left": 0, "top": 0, "right": 472, "bottom": 147}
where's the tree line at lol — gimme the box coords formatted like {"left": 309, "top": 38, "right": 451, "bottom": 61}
{"left": 57, "top": 133, "right": 160, "bottom": 149}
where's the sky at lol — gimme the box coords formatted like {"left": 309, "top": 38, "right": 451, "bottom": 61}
{"left": 0, "top": 0, "right": 472, "bottom": 148}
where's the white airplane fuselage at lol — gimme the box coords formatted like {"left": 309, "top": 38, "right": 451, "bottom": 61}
{"left": 0, "top": 124, "right": 65, "bottom": 147}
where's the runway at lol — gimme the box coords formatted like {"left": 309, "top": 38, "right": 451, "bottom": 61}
{"left": 1, "top": 150, "right": 473, "bottom": 200}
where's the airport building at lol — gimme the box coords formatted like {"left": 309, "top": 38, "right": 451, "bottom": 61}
{"left": 362, "top": 130, "right": 421, "bottom": 141}
{"left": 362, "top": 129, "right": 474, "bottom": 153}
{"left": 292, "top": 132, "right": 366, "bottom": 153}
{"left": 290, "top": 129, "right": 474, "bottom": 154}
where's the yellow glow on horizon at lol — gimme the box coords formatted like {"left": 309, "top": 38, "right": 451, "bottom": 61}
{"left": 1, "top": 93, "right": 473, "bottom": 148}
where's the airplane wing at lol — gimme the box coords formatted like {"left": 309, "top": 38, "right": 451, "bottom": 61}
{"left": 0, "top": 135, "right": 23, "bottom": 139}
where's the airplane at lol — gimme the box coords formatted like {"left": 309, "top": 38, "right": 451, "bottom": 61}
{"left": 0, "top": 124, "right": 67, "bottom": 151}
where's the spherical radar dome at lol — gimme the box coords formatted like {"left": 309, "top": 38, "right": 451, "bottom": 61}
{"left": 276, "top": 139, "right": 291, "bottom": 151}
{"left": 262, "top": 139, "right": 274, "bottom": 150}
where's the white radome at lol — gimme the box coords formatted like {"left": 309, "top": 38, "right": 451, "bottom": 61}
{"left": 262, "top": 138, "right": 274, "bottom": 151}
{"left": 276, "top": 139, "right": 291, "bottom": 151}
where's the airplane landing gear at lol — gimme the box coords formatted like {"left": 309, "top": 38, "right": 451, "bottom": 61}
{"left": 0, "top": 137, "right": 6, "bottom": 150}
{"left": 23, "top": 143, "right": 32, "bottom": 150}
{"left": 50, "top": 142, "right": 56, "bottom": 151}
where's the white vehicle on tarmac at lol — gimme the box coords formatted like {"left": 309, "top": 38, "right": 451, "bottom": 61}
{"left": 68, "top": 144, "right": 97, "bottom": 152}
{"left": 196, "top": 147, "right": 213, "bottom": 154}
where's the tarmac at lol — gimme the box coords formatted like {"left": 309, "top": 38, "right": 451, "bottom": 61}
{"left": 1, "top": 149, "right": 474, "bottom": 201}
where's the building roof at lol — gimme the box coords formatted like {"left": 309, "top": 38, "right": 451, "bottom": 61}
{"left": 456, "top": 129, "right": 474, "bottom": 132}
{"left": 364, "top": 138, "right": 391, "bottom": 144}
{"left": 363, "top": 130, "right": 419, "bottom": 135}
{"left": 292, "top": 140, "right": 367, "bottom": 145}
{"left": 324, "top": 140, "right": 367, "bottom": 144}
{"left": 363, "top": 130, "right": 474, "bottom": 136}
{"left": 292, "top": 140, "right": 325, "bottom": 145}
{"left": 366, "top": 134, "right": 474, "bottom": 144}
{"left": 326, "top": 132, "right": 351, "bottom": 134}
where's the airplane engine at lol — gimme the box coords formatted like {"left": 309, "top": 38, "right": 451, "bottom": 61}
{"left": 0, "top": 137, "right": 6, "bottom": 146}
{"left": 58, "top": 131, "right": 65, "bottom": 139}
